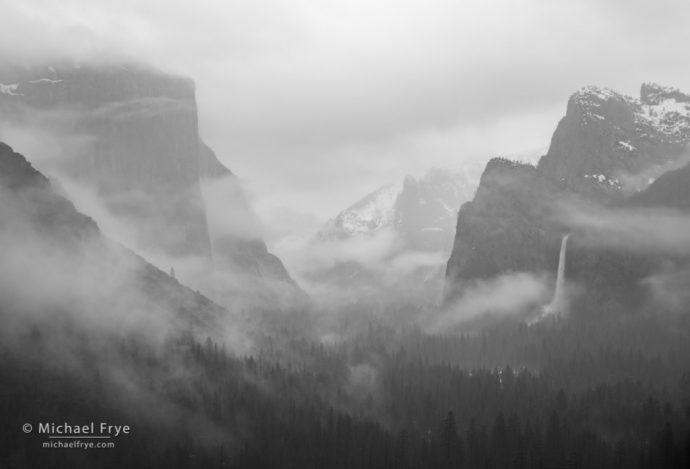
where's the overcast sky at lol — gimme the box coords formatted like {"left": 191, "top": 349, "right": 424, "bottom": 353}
{"left": 2, "top": 0, "right": 690, "bottom": 239}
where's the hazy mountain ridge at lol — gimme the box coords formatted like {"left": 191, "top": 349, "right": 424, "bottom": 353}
{"left": 445, "top": 83, "right": 690, "bottom": 314}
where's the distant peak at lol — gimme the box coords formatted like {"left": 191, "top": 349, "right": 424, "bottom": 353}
{"left": 640, "top": 82, "right": 690, "bottom": 105}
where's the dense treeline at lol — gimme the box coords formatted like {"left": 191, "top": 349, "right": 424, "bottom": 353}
{"left": 1, "top": 313, "right": 690, "bottom": 468}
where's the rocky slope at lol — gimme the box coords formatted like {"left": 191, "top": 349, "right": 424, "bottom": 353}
{"left": 0, "top": 62, "right": 297, "bottom": 302}
{"left": 445, "top": 83, "right": 690, "bottom": 314}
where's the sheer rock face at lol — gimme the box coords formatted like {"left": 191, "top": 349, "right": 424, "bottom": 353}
{"left": 445, "top": 84, "right": 690, "bottom": 309}
{"left": 445, "top": 159, "right": 563, "bottom": 291}
{"left": 0, "top": 62, "right": 296, "bottom": 291}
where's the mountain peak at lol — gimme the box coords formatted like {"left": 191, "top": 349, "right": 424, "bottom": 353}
{"left": 538, "top": 82, "right": 690, "bottom": 192}
{"left": 316, "top": 168, "right": 477, "bottom": 250}
{"left": 565, "top": 85, "right": 636, "bottom": 125}
{"left": 573, "top": 85, "right": 622, "bottom": 102}
{"left": 640, "top": 82, "right": 690, "bottom": 105}
{"left": 316, "top": 183, "right": 400, "bottom": 240}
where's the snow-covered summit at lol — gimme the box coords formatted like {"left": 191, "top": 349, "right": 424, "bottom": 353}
{"left": 538, "top": 83, "right": 690, "bottom": 196}
{"left": 637, "top": 84, "right": 690, "bottom": 142}
{"left": 316, "top": 168, "right": 477, "bottom": 252}
{"left": 570, "top": 83, "right": 690, "bottom": 143}
{"left": 316, "top": 183, "right": 401, "bottom": 240}
{"left": 571, "top": 85, "right": 625, "bottom": 106}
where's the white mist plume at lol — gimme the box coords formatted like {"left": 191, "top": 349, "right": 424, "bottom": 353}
{"left": 426, "top": 272, "right": 551, "bottom": 333}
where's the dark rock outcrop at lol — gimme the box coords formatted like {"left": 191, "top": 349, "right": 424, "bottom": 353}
{"left": 445, "top": 158, "right": 563, "bottom": 295}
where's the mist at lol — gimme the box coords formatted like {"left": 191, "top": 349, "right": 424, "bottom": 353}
{"left": 426, "top": 272, "right": 552, "bottom": 333}
{"left": 556, "top": 198, "right": 690, "bottom": 255}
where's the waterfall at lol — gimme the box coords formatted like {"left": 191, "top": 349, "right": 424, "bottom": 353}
{"left": 531, "top": 234, "right": 569, "bottom": 324}
{"left": 551, "top": 234, "right": 569, "bottom": 311}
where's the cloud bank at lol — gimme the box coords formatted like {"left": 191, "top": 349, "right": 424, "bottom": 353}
{"left": 2, "top": 0, "right": 688, "bottom": 225}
